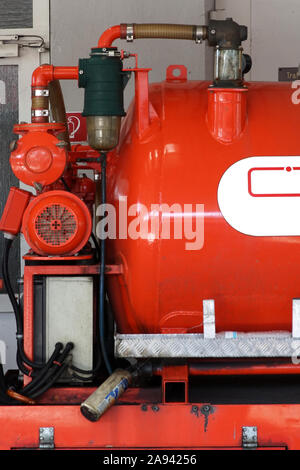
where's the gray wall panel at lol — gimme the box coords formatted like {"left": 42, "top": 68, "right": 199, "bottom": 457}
{"left": 0, "top": 0, "right": 33, "bottom": 29}
{"left": 0, "top": 65, "right": 19, "bottom": 293}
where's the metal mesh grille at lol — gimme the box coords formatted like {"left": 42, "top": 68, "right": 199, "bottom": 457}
{"left": 34, "top": 204, "right": 77, "bottom": 246}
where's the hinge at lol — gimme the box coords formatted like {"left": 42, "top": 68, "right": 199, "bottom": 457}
{"left": 242, "top": 426, "right": 258, "bottom": 449}
{"left": 39, "top": 427, "right": 55, "bottom": 449}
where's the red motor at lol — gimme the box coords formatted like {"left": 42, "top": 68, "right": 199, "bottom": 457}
{"left": 22, "top": 190, "right": 92, "bottom": 256}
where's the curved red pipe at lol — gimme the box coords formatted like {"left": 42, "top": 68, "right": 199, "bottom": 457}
{"left": 32, "top": 65, "right": 79, "bottom": 87}
{"left": 98, "top": 25, "right": 122, "bottom": 47}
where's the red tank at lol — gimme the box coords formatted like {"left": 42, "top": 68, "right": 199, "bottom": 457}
{"left": 106, "top": 73, "right": 300, "bottom": 335}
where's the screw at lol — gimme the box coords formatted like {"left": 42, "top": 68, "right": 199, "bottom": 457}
{"left": 152, "top": 405, "right": 159, "bottom": 412}
{"left": 211, "top": 29, "right": 216, "bottom": 35}
{"left": 202, "top": 405, "right": 211, "bottom": 413}
{"left": 192, "top": 405, "right": 198, "bottom": 413}
{"left": 141, "top": 404, "right": 148, "bottom": 412}
{"left": 79, "top": 70, "right": 84, "bottom": 75}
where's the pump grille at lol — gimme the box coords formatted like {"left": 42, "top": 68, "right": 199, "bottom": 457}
{"left": 34, "top": 204, "right": 77, "bottom": 246}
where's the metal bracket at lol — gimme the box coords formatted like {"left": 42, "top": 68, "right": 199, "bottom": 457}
{"left": 203, "top": 299, "right": 216, "bottom": 339}
{"left": 292, "top": 299, "right": 300, "bottom": 338}
{"left": 242, "top": 426, "right": 257, "bottom": 449}
{"left": 39, "top": 427, "right": 54, "bottom": 449}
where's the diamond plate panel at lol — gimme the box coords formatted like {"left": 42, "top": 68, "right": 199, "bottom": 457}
{"left": 115, "top": 332, "right": 298, "bottom": 358}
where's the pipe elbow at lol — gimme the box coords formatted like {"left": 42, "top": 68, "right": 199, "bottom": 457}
{"left": 31, "top": 65, "right": 54, "bottom": 88}
{"left": 98, "top": 25, "right": 122, "bottom": 47}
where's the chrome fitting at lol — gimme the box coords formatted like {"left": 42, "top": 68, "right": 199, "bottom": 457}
{"left": 126, "top": 24, "right": 134, "bottom": 42}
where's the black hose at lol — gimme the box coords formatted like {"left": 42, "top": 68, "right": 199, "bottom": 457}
{"left": 2, "top": 237, "right": 61, "bottom": 371}
{"left": 21, "top": 342, "right": 63, "bottom": 395}
{"left": 29, "top": 363, "right": 69, "bottom": 399}
{"left": 91, "top": 232, "right": 101, "bottom": 263}
{"left": 2, "top": 238, "right": 22, "bottom": 333}
{"left": 23, "top": 342, "right": 74, "bottom": 397}
{"left": 70, "top": 351, "right": 101, "bottom": 375}
{"left": 99, "top": 153, "right": 112, "bottom": 375}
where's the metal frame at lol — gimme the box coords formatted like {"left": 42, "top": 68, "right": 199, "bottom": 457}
{"left": 0, "top": 399, "right": 293, "bottom": 449}
{"left": 23, "top": 263, "right": 121, "bottom": 384}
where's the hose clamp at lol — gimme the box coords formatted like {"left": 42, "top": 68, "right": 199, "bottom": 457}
{"left": 195, "top": 25, "right": 205, "bottom": 44}
{"left": 33, "top": 89, "right": 49, "bottom": 97}
{"left": 126, "top": 24, "right": 134, "bottom": 42}
{"left": 3, "top": 232, "right": 15, "bottom": 240}
{"left": 31, "top": 109, "right": 49, "bottom": 117}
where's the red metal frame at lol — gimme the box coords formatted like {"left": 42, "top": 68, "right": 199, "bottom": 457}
{"left": 22, "top": 263, "right": 122, "bottom": 385}
{"left": 0, "top": 401, "right": 296, "bottom": 449}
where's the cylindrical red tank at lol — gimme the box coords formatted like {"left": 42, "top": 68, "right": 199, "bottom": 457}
{"left": 106, "top": 77, "right": 300, "bottom": 335}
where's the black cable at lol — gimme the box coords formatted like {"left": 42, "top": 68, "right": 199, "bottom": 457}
{"left": 2, "top": 235, "right": 71, "bottom": 397}
{"left": 60, "top": 176, "right": 71, "bottom": 191}
{"left": 71, "top": 372, "right": 94, "bottom": 382}
{"left": 21, "top": 342, "right": 63, "bottom": 395}
{"left": 16, "top": 350, "right": 32, "bottom": 376}
{"left": 0, "top": 363, "right": 15, "bottom": 404}
{"left": 91, "top": 232, "right": 101, "bottom": 263}
{"left": 99, "top": 153, "right": 112, "bottom": 375}
{"left": 70, "top": 350, "right": 101, "bottom": 375}
{"left": 2, "top": 238, "right": 22, "bottom": 333}
{"left": 23, "top": 342, "right": 74, "bottom": 397}
{"left": 2, "top": 237, "right": 61, "bottom": 371}
{"left": 29, "top": 363, "right": 69, "bottom": 399}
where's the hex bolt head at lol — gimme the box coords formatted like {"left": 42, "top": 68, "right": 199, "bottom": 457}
{"left": 202, "top": 405, "right": 211, "bottom": 413}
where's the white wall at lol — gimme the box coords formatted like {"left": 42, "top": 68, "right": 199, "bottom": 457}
{"left": 216, "top": 0, "right": 300, "bottom": 81}
{"left": 50, "top": 0, "right": 214, "bottom": 112}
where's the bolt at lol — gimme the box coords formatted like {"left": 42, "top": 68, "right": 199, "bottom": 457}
{"left": 152, "top": 405, "right": 159, "bottom": 412}
{"left": 141, "top": 404, "right": 148, "bottom": 412}
{"left": 192, "top": 405, "right": 198, "bottom": 413}
{"left": 56, "top": 141, "right": 68, "bottom": 147}
{"left": 211, "top": 29, "right": 216, "bottom": 35}
{"left": 202, "top": 405, "right": 211, "bottom": 413}
{"left": 79, "top": 70, "right": 84, "bottom": 75}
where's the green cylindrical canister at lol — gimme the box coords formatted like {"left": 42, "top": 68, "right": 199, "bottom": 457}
{"left": 78, "top": 48, "right": 127, "bottom": 150}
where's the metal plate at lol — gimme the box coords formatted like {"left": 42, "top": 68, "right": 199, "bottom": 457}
{"left": 115, "top": 332, "right": 298, "bottom": 358}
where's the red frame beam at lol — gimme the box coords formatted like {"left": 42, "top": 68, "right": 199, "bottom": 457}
{"left": 0, "top": 402, "right": 295, "bottom": 449}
